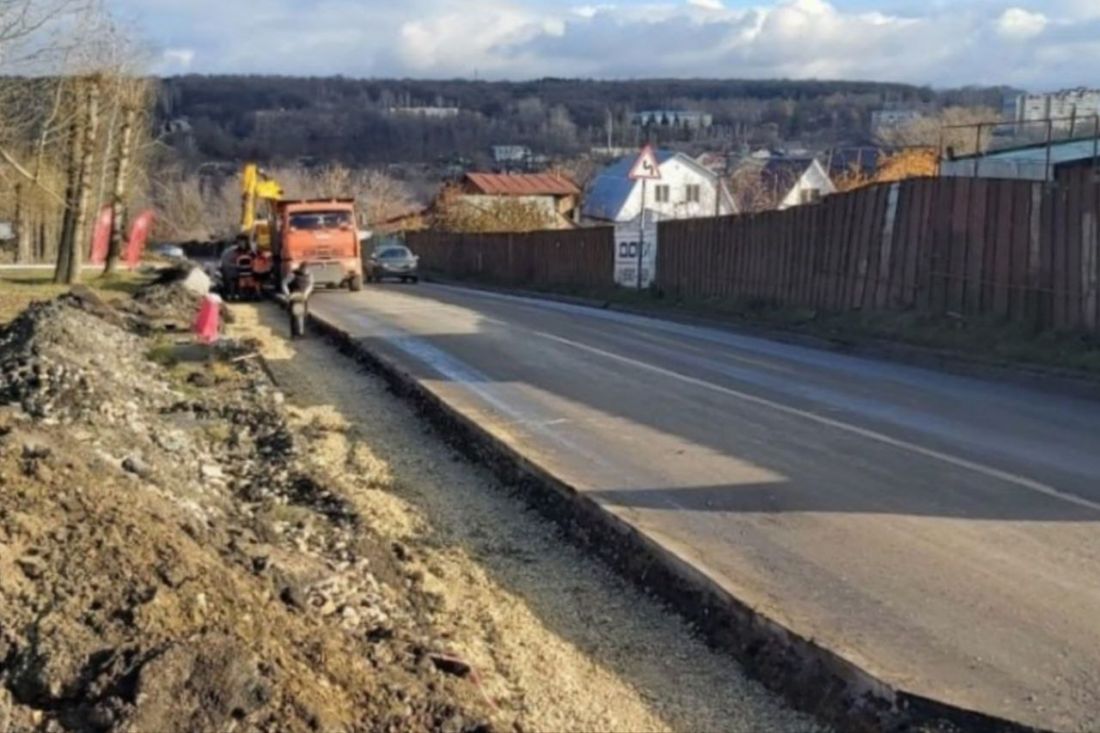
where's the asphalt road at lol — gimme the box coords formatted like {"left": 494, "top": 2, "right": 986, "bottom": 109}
{"left": 310, "top": 283, "right": 1100, "bottom": 732}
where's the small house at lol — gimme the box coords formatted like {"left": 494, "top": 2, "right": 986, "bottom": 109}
{"left": 451, "top": 172, "right": 582, "bottom": 229}
{"left": 491, "top": 145, "right": 533, "bottom": 169}
{"left": 742, "top": 157, "right": 836, "bottom": 211}
{"left": 582, "top": 150, "right": 737, "bottom": 223}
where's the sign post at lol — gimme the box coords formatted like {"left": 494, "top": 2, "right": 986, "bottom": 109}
{"left": 614, "top": 213, "right": 658, "bottom": 289}
{"left": 628, "top": 145, "right": 661, "bottom": 290}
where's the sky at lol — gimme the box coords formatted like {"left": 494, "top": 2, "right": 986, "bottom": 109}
{"left": 108, "top": 0, "right": 1100, "bottom": 90}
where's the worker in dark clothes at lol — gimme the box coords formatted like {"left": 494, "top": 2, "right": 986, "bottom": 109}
{"left": 281, "top": 263, "right": 315, "bottom": 338}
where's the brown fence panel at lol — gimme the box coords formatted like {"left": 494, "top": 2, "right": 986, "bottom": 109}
{"left": 1052, "top": 184, "right": 1070, "bottom": 329}
{"left": 1086, "top": 184, "right": 1100, "bottom": 331}
{"left": 1007, "top": 181, "right": 1030, "bottom": 323}
{"left": 964, "top": 179, "right": 989, "bottom": 315}
{"left": 946, "top": 177, "right": 970, "bottom": 315}
{"left": 408, "top": 227, "right": 614, "bottom": 291}
{"left": 851, "top": 184, "right": 875, "bottom": 309}
{"left": 861, "top": 184, "right": 886, "bottom": 310}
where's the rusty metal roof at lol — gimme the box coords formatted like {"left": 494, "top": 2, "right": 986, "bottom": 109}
{"left": 463, "top": 172, "right": 581, "bottom": 197}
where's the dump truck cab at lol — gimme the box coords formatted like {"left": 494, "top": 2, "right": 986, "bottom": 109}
{"left": 273, "top": 199, "right": 363, "bottom": 291}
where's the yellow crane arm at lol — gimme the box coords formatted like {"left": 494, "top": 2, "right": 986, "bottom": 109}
{"left": 240, "top": 163, "right": 284, "bottom": 235}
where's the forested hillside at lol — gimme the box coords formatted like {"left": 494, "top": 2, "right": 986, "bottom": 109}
{"left": 157, "top": 76, "right": 1011, "bottom": 166}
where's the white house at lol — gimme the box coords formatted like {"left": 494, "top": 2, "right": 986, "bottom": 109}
{"left": 582, "top": 150, "right": 737, "bottom": 223}
{"left": 492, "top": 145, "right": 533, "bottom": 165}
{"left": 752, "top": 157, "right": 836, "bottom": 211}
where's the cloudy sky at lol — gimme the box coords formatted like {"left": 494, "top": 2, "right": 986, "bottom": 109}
{"left": 109, "top": 0, "right": 1099, "bottom": 90}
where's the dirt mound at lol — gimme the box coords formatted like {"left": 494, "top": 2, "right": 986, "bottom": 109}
{"left": 126, "top": 266, "right": 230, "bottom": 332}
{"left": 0, "top": 294, "right": 494, "bottom": 732}
{"left": 0, "top": 295, "right": 166, "bottom": 421}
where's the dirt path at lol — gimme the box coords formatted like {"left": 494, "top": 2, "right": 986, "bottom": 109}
{"left": 232, "top": 303, "right": 826, "bottom": 733}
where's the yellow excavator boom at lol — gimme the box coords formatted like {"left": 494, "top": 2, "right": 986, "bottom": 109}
{"left": 240, "top": 163, "right": 284, "bottom": 241}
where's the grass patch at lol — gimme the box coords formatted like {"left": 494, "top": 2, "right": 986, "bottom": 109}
{"left": 0, "top": 267, "right": 150, "bottom": 325}
{"left": 146, "top": 343, "right": 181, "bottom": 368}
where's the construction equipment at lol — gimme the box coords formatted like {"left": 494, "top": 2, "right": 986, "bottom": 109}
{"left": 220, "top": 164, "right": 284, "bottom": 300}
{"left": 272, "top": 199, "right": 363, "bottom": 291}
{"left": 221, "top": 164, "right": 364, "bottom": 297}
{"left": 240, "top": 163, "right": 284, "bottom": 244}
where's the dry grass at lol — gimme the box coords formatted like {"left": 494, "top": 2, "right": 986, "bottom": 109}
{"left": 0, "top": 267, "right": 149, "bottom": 324}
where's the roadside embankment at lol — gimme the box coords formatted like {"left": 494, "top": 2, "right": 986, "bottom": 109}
{"left": 0, "top": 277, "right": 497, "bottom": 732}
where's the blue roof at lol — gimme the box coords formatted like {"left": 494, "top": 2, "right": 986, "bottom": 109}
{"left": 582, "top": 150, "right": 678, "bottom": 221}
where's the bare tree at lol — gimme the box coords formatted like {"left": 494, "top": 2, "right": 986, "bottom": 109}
{"left": 271, "top": 164, "right": 417, "bottom": 228}
{"left": 876, "top": 107, "right": 1000, "bottom": 157}
{"left": 103, "top": 104, "right": 135, "bottom": 272}
{"left": 54, "top": 77, "right": 103, "bottom": 284}
{"left": 54, "top": 81, "right": 86, "bottom": 282}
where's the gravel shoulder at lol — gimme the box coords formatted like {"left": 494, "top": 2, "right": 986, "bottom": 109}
{"left": 232, "top": 302, "right": 826, "bottom": 733}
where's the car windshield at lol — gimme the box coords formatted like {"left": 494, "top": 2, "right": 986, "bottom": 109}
{"left": 289, "top": 211, "right": 352, "bottom": 230}
{"left": 377, "top": 247, "right": 412, "bottom": 259}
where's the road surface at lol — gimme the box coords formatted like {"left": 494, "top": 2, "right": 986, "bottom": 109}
{"left": 311, "top": 283, "right": 1100, "bottom": 732}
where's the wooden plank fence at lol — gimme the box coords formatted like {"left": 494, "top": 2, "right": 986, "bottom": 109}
{"left": 407, "top": 228, "right": 613, "bottom": 291}
{"left": 410, "top": 176, "right": 1100, "bottom": 334}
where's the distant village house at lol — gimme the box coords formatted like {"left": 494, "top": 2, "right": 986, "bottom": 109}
{"left": 1005, "top": 88, "right": 1100, "bottom": 132}
{"left": 442, "top": 172, "right": 582, "bottom": 230}
{"left": 583, "top": 150, "right": 736, "bottom": 223}
{"left": 870, "top": 109, "right": 922, "bottom": 138}
{"left": 492, "top": 145, "right": 531, "bottom": 164}
{"left": 734, "top": 157, "right": 836, "bottom": 212}
{"left": 632, "top": 110, "right": 714, "bottom": 129}
{"left": 388, "top": 106, "right": 461, "bottom": 119}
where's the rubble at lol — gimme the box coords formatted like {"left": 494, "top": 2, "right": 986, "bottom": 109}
{"left": 0, "top": 284, "right": 495, "bottom": 732}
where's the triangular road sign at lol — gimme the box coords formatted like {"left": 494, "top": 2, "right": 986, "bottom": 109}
{"left": 628, "top": 145, "right": 662, "bottom": 180}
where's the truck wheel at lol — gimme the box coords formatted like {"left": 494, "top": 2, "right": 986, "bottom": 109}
{"left": 348, "top": 274, "right": 363, "bottom": 292}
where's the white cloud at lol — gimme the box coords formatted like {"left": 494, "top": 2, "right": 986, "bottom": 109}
{"left": 572, "top": 4, "right": 616, "bottom": 18}
{"left": 996, "top": 7, "right": 1048, "bottom": 39}
{"left": 110, "top": 0, "right": 1100, "bottom": 89}
{"left": 160, "top": 48, "right": 195, "bottom": 70}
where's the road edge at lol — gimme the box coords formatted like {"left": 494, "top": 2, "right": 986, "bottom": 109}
{"left": 306, "top": 308, "right": 1049, "bottom": 733}
{"left": 423, "top": 276, "right": 1100, "bottom": 402}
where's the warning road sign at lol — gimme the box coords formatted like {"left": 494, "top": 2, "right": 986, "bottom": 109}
{"left": 628, "top": 145, "right": 661, "bottom": 181}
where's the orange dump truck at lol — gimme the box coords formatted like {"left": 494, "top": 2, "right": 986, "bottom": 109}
{"left": 271, "top": 199, "right": 364, "bottom": 291}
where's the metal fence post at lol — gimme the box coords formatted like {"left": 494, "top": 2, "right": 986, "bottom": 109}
{"left": 1045, "top": 120, "right": 1054, "bottom": 183}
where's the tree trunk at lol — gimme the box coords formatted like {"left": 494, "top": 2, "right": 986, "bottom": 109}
{"left": 36, "top": 218, "right": 45, "bottom": 262}
{"left": 105, "top": 106, "right": 135, "bottom": 274}
{"left": 54, "top": 84, "right": 85, "bottom": 284}
{"left": 15, "top": 183, "right": 31, "bottom": 263}
{"left": 62, "top": 79, "right": 101, "bottom": 285}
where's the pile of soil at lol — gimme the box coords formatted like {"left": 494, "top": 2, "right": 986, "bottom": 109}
{"left": 0, "top": 287, "right": 494, "bottom": 732}
{"left": 123, "top": 265, "right": 229, "bottom": 334}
